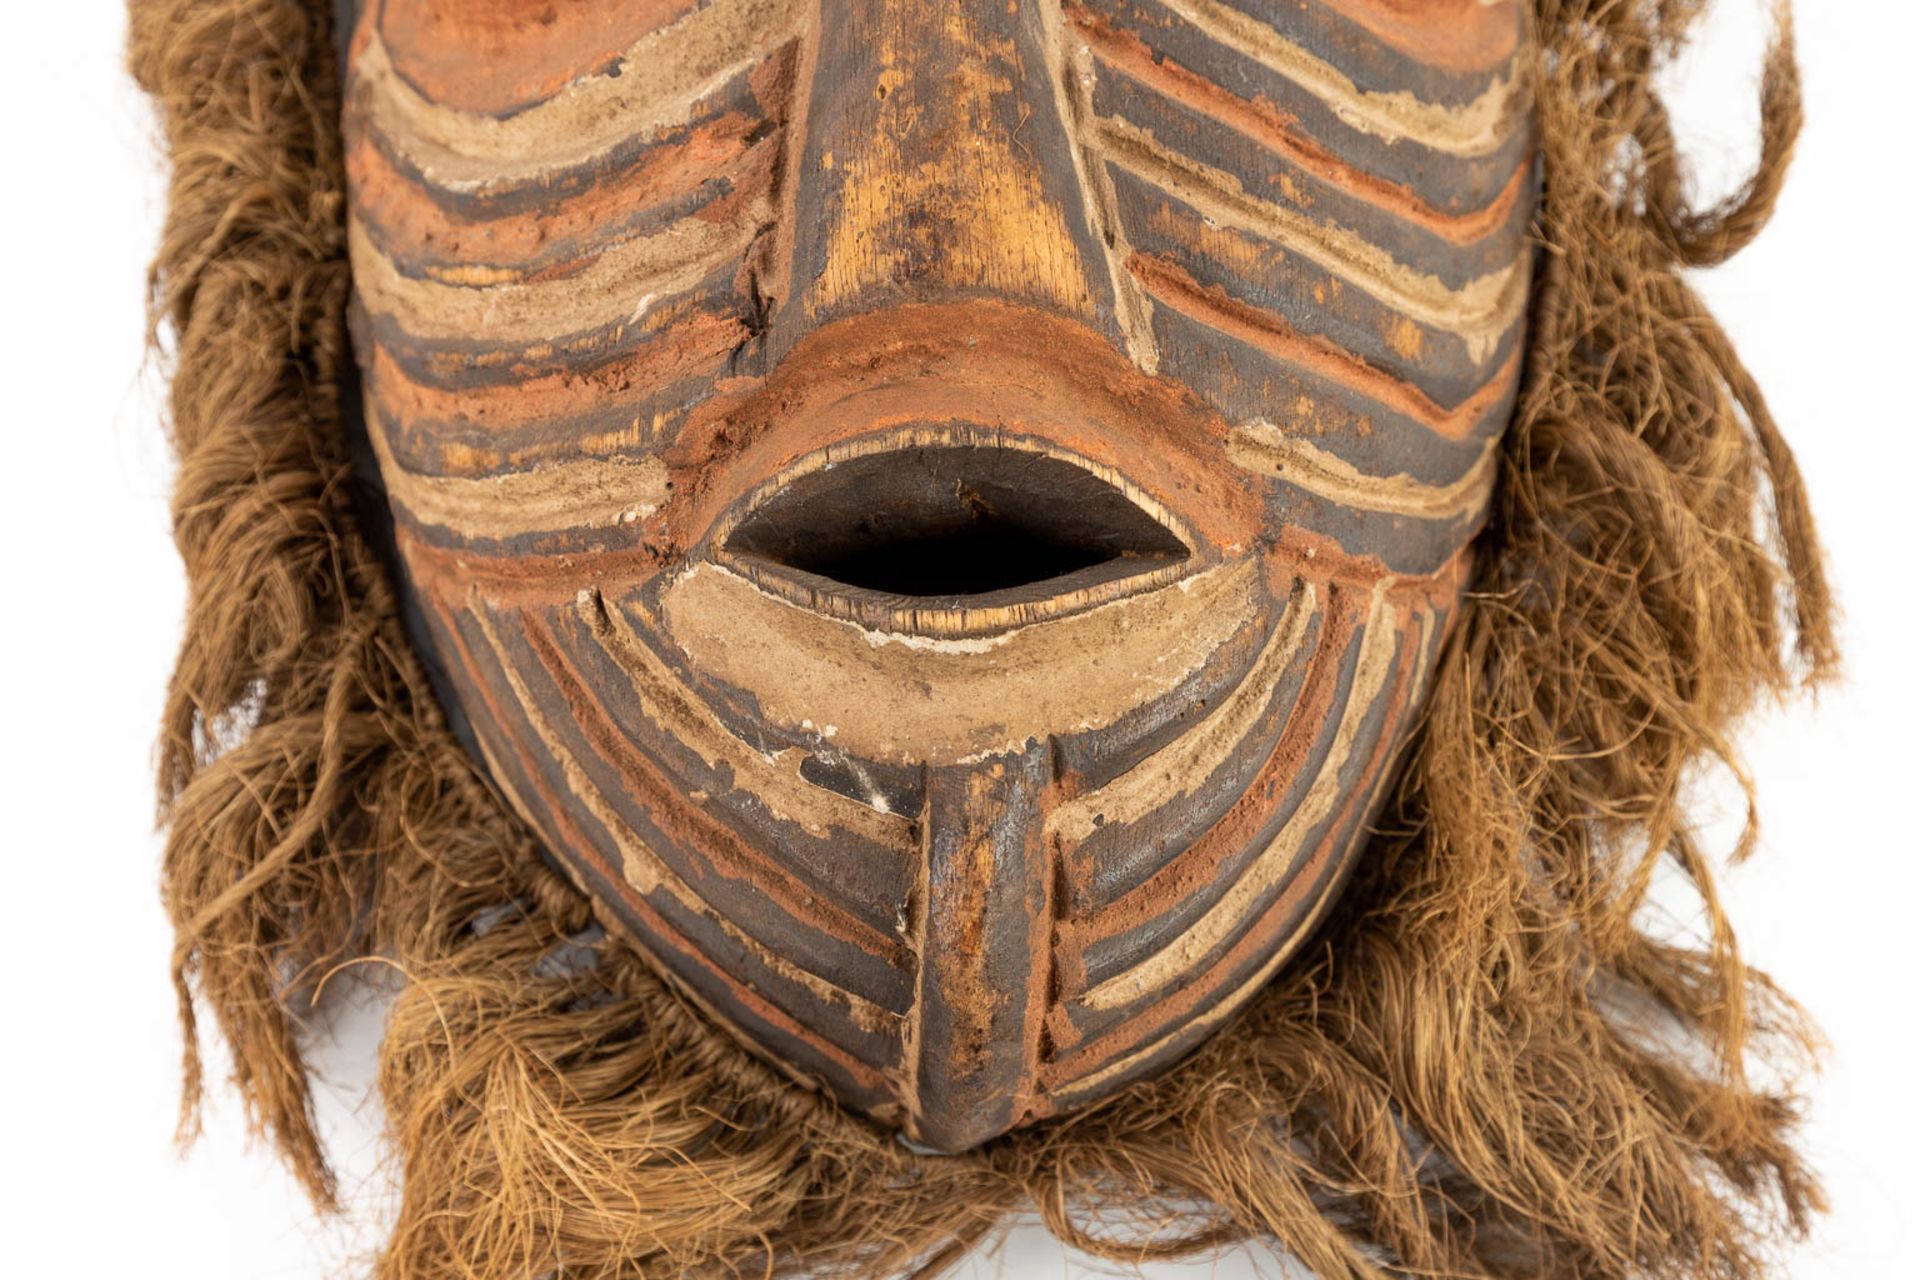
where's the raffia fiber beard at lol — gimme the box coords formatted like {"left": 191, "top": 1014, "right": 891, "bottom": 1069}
{"left": 133, "top": 1, "right": 1838, "bottom": 1276}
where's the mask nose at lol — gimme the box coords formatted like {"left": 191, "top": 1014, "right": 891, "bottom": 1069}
{"left": 758, "top": 0, "right": 1131, "bottom": 368}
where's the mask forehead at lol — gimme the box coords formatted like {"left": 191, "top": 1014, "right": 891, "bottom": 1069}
{"left": 344, "top": 0, "right": 1535, "bottom": 1149}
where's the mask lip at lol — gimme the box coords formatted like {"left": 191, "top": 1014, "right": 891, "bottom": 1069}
{"left": 723, "top": 549, "right": 1195, "bottom": 636}
{"left": 707, "top": 423, "right": 1211, "bottom": 639}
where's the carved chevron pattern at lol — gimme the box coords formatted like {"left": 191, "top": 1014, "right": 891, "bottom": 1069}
{"left": 343, "top": 0, "right": 1536, "bottom": 1146}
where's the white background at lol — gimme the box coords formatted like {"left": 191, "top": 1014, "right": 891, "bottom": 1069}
{"left": 3, "top": 2, "right": 1916, "bottom": 1275}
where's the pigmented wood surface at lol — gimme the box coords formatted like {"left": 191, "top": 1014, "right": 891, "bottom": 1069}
{"left": 344, "top": 0, "right": 1536, "bottom": 1150}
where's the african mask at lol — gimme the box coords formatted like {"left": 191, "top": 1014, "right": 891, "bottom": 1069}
{"left": 142, "top": 0, "right": 1835, "bottom": 1273}
{"left": 344, "top": 0, "right": 1534, "bottom": 1149}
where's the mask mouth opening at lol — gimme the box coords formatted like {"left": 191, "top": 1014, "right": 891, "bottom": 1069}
{"left": 722, "top": 444, "right": 1190, "bottom": 603}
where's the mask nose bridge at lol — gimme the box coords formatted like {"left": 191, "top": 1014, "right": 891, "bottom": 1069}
{"left": 764, "top": 0, "right": 1125, "bottom": 367}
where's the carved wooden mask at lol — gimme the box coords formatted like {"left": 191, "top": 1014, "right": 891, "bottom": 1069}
{"left": 343, "top": 0, "right": 1537, "bottom": 1150}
